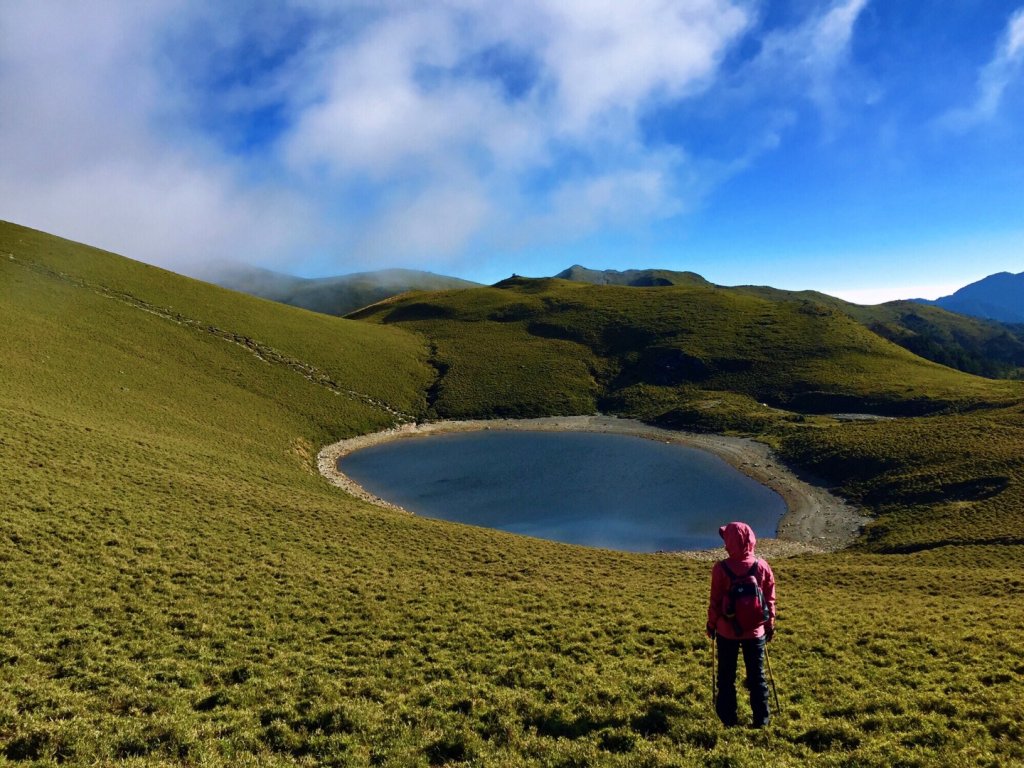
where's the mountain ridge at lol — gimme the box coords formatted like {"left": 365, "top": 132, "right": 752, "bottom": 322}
{"left": 912, "top": 270, "right": 1024, "bottom": 323}
{"left": 206, "top": 262, "right": 480, "bottom": 317}
{"left": 554, "top": 264, "right": 711, "bottom": 287}
{"left": 554, "top": 265, "right": 1024, "bottom": 379}
{"left": 75, "top": 248, "right": 1024, "bottom": 379}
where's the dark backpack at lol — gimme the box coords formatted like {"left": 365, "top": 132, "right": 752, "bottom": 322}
{"left": 720, "top": 559, "right": 769, "bottom": 634}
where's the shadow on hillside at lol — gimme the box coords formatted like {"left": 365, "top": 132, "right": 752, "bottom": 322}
{"left": 381, "top": 302, "right": 456, "bottom": 322}
{"left": 772, "top": 392, "right": 949, "bottom": 417}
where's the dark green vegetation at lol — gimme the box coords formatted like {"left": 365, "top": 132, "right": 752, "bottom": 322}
{"left": 2, "top": 220, "right": 1023, "bottom": 766}
{"left": 850, "top": 302, "right": 1024, "bottom": 380}
{"left": 733, "top": 285, "right": 1024, "bottom": 380}
{"left": 354, "top": 277, "right": 1020, "bottom": 420}
{"left": 208, "top": 263, "right": 479, "bottom": 318}
{"left": 555, "top": 267, "right": 1024, "bottom": 379}
{"left": 554, "top": 266, "right": 711, "bottom": 288}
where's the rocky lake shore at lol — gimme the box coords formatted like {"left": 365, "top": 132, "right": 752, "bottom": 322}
{"left": 318, "top": 414, "right": 869, "bottom": 557}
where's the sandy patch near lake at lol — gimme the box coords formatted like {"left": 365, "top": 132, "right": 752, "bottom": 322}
{"left": 318, "top": 415, "right": 868, "bottom": 556}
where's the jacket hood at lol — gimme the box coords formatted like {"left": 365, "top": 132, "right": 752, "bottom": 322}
{"left": 719, "top": 522, "right": 756, "bottom": 560}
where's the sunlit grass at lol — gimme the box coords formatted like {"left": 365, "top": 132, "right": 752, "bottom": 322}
{"left": 2, "top": 221, "right": 1023, "bottom": 765}
{"left": 355, "top": 278, "right": 1019, "bottom": 420}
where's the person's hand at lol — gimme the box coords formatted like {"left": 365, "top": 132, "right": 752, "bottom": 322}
{"left": 706, "top": 624, "right": 716, "bottom": 640}
{"left": 764, "top": 623, "right": 775, "bottom": 643}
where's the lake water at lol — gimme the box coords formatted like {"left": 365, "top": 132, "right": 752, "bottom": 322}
{"left": 339, "top": 430, "right": 786, "bottom": 552}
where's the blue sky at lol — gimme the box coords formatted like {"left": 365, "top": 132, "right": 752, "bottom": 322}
{"left": 1, "top": 1, "right": 1022, "bottom": 303}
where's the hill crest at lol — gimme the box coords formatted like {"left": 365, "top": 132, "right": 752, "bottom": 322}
{"left": 206, "top": 262, "right": 480, "bottom": 317}
{"left": 555, "top": 264, "right": 711, "bottom": 287}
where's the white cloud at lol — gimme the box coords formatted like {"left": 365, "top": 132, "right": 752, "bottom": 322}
{"left": 279, "top": 0, "right": 753, "bottom": 265}
{"left": 939, "top": 7, "right": 1024, "bottom": 131}
{"left": 755, "top": 0, "right": 870, "bottom": 120}
{"left": 536, "top": 0, "right": 749, "bottom": 131}
{"left": 1, "top": 0, "right": 761, "bottom": 272}
{"left": 0, "top": 0, "right": 319, "bottom": 272}
{"left": 1, "top": 0, "right": 878, "bottom": 276}
{"left": 282, "top": 1, "right": 752, "bottom": 177}
{"left": 0, "top": 157, "right": 315, "bottom": 273}
{"left": 353, "top": 179, "right": 494, "bottom": 264}
{"left": 0, "top": 1, "right": 161, "bottom": 179}
{"left": 287, "top": 11, "right": 465, "bottom": 178}
{"left": 1011, "top": 9, "right": 1024, "bottom": 56}
{"left": 501, "top": 161, "right": 685, "bottom": 251}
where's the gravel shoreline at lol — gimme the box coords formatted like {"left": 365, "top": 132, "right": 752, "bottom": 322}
{"left": 318, "top": 415, "right": 868, "bottom": 557}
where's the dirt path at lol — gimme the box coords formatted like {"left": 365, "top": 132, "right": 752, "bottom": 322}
{"left": 318, "top": 415, "right": 869, "bottom": 556}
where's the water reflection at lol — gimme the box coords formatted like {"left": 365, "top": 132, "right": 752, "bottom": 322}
{"left": 340, "top": 430, "right": 785, "bottom": 552}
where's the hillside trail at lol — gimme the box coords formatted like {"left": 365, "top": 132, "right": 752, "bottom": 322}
{"left": 318, "top": 415, "right": 869, "bottom": 557}
{"left": 8, "top": 253, "right": 414, "bottom": 423}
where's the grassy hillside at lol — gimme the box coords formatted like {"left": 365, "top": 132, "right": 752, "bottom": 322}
{"left": 353, "top": 277, "right": 1019, "bottom": 421}
{"left": 856, "top": 302, "right": 1024, "bottom": 379}
{"left": 734, "top": 285, "right": 1024, "bottom": 379}
{"left": 778, "top": 405, "right": 1024, "bottom": 550}
{"left": 554, "top": 265, "right": 711, "bottom": 288}
{"left": 353, "top": 279, "right": 1024, "bottom": 554}
{"left": 2, "top": 221, "right": 1023, "bottom": 766}
{"left": 553, "top": 271, "right": 1024, "bottom": 379}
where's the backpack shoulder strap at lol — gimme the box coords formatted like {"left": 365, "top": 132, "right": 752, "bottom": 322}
{"left": 719, "top": 560, "right": 736, "bottom": 580}
{"left": 745, "top": 559, "right": 760, "bottom": 578}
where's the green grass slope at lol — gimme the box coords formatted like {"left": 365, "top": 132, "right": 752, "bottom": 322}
{"left": 732, "top": 285, "right": 1024, "bottom": 379}
{"left": 778, "top": 404, "right": 1024, "bottom": 551}
{"left": 558, "top": 269, "right": 1024, "bottom": 379}
{"left": 555, "top": 265, "right": 711, "bottom": 288}
{"left": 353, "top": 279, "right": 1024, "bottom": 551}
{"left": 857, "top": 301, "right": 1024, "bottom": 379}
{"left": 353, "top": 277, "right": 1019, "bottom": 422}
{"left": 2, "top": 221, "right": 1023, "bottom": 766}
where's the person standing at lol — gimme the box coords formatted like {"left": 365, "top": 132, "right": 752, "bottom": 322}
{"left": 706, "top": 521, "right": 776, "bottom": 727}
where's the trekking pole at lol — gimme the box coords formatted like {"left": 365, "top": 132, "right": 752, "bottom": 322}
{"left": 710, "top": 636, "right": 717, "bottom": 710}
{"left": 763, "top": 642, "right": 781, "bottom": 715}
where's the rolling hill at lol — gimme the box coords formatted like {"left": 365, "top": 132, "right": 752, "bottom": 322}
{"left": 2, "top": 220, "right": 1023, "bottom": 766}
{"left": 554, "top": 265, "right": 711, "bottom": 288}
{"left": 353, "top": 276, "right": 1019, "bottom": 422}
{"left": 206, "top": 263, "right": 479, "bottom": 317}
{"left": 353, "top": 278, "right": 1024, "bottom": 550}
{"left": 555, "top": 267, "right": 1024, "bottom": 379}
{"left": 735, "top": 284, "right": 1024, "bottom": 380}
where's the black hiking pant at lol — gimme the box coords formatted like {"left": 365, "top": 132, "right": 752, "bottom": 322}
{"left": 715, "top": 636, "right": 769, "bottom": 727}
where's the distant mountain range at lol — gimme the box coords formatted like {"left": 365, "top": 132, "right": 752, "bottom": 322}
{"left": 206, "top": 264, "right": 480, "bottom": 317}
{"left": 912, "top": 272, "right": 1024, "bottom": 324}
{"left": 551, "top": 265, "right": 1024, "bottom": 379}
{"left": 555, "top": 266, "right": 1024, "bottom": 325}
{"left": 207, "top": 261, "right": 1024, "bottom": 379}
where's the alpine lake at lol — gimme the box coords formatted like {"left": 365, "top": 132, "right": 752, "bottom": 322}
{"left": 338, "top": 430, "right": 785, "bottom": 552}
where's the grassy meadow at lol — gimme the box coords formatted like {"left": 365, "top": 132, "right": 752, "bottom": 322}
{"left": 728, "top": 285, "right": 1024, "bottom": 380}
{"left": 2, "top": 221, "right": 1023, "bottom": 766}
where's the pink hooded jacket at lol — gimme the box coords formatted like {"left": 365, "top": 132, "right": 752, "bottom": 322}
{"left": 707, "top": 522, "right": 776, "bottom": 640}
